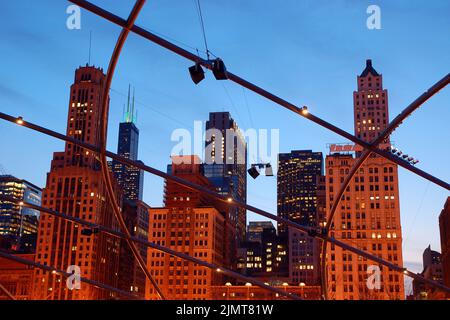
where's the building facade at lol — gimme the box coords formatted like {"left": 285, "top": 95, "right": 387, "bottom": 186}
{"left": 204, "top": 112, "right": 247, "bottom": 245}
{"left": 32, "top": 65, "right": 121, "bottom": 300}
{"left": 0, "top": 254, "right": 35, "bottom": 300}
{"left": 412, "top": 245, "right": 445, "bottom": 300}
{"left": 211, "top": 283, "right": 321, "bottom": 300}
{"left": 325, "top": 60, "right": 404, "bottom": 300}
{"left": 146, "top": 156, "right": 226, "bottom": 300}
{"left": 117, "top": 199, "right": 149, "bottom": 298}
{"left": 239, "top": 222, "right": 288, "bottom": 280}
{"left": 247, "top": 221, "right": 276, "bottom": 243}
{"left": 439, "top": 197, "right": 450, "bottom": 293}
{"left": 0, "top": 175, "right": 42, "bottom": 253}
{"left": 277, "top": 150, "right": 324, "bottom": 285}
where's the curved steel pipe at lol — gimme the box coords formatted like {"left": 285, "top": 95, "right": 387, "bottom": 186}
{"left": 95, "top": 0, "right": 164, "bottom": 299}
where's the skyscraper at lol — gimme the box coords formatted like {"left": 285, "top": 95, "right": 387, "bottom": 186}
{"left": 325, "top": 60, "right": 404, "bottom": 300}
{"left": 247, "top": 221, "right": 277, "bottom": 243}
{"left": 110, "top": 86, "right": 144, "bottom": 202}
{"left": 117, "top": 199, "right": 149, "bottom": 298}
{"left": 204, "top": 112, "right": 247, "bottom": 245}
{"left": 0, "top": 175, "right": 42, "bottom": 253}
{"left": 240, "top": 221, "right": 288, "bottom": 279}
{"left": 108, "top": 87, "right": 149, "bottom": 297}
{"left": 146, "top": 156, "right": 226, "bottom": 299}
{"left": 277, "top": 150, "right": 324, "bottom": 285}
{"left": 32, "top": 65, "right": 121, "bottom": 300}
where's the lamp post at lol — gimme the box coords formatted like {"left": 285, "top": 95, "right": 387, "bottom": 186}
{"left": 245, "top": 282, "right": 252, "bottom": 300}
{"left": 225, "top": 282, "right": 232, "bottom": 300}
{"left": 299, "top": 282, "right": 306, "bottom": 298}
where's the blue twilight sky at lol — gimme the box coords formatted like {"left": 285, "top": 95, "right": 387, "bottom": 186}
{"left": 0, "top": 0, "right": 449, "bottom": 293}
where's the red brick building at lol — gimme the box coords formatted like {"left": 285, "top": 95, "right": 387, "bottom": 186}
{"left": 0, "top": 254, "right": 34, "bottom": 300}
{"left": 212, "top": 283, "right": 321, "bottom": 300}
{"left": 325, "top": 60, "right": 404, "bottom": 300}
{"left": 32, "top": 66, "right": 121, "bottom": 300}
{"left": 146, "top": 156, "right": 228, "bottom": 300}
{"left": 439, "top": 197, "right": 450, "bottom": 293}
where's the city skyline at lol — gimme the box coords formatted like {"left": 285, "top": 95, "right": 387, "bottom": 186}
{"left": 0, "top": 0, "right": 449, "bottom": 299}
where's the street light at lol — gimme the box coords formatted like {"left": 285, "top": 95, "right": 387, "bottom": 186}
{"left": 16, "top": 117, "right": 24, "bottom": 125}
{"left": 245, "top": 282, "right": 252, "bottom": 300}
{"left": 301, "top": 106, "right": 309, "bottom": 115}
{"left": 225, "top": 282, "right": 232, "bottom": 300}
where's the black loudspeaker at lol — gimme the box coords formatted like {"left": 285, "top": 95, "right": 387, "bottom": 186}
{"left": 248, "top": 166, "right": 260, "bottom": 179}
{"left": 212, "top": 58, "right": 228, "bottom": 80}
{"left": 189, "top": 63, "right": 205, "bottom": 84}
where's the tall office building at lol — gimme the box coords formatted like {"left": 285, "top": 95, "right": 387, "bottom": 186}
{"left": 240, "top": 221, "right": 288, "bottom": 280}
{"left": 325, "top": 60, "right": 404, "bottom": 300}
{"left": 0, "top": 175, "right": 42, "bottom": 253}
{"left": 117, "top": 199, "right": 149, "bottom": 298}
{"left": 110, "top": 87, "right": 144, "bottom": 201}
{"left": 439, "top": 197, "right": 450, "bottom": 292}
{"left": 32, "top": 65, "right": 121, "bottom": 300}
{"left": 108, "top": 87, "right": 149, "bottom": 296}
{"left": 277, "top": 150, "right": 324, "bottom": 285}
{"left": 146, "top": 156, "right": 226, "bottom": 299}
{"left": 247, "top": 221, "right": 276, "bottom": 243}
{"left": 204, "top": 112, "right": 247, "bottom": 245}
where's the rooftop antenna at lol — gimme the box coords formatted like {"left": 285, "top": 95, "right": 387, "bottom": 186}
{"left": 132, "top": 87, "right": 136, "bottom": 124}
{"left": 125, "top": 84, "right": 131, "bottom": 122}
{"left": 88, "top": 30, "right": 92, "bottom": 65}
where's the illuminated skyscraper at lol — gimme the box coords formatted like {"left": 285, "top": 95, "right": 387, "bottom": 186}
{"left": 0, "top": 175, "right": 42, "bottom": 253}
{"left": 110, "top": 86, "right": 144, "bottom": 202}
{"left": 33, "top": 65, "right": 121, "bottom": 300}
{"left": 204, "top": 112, "right": 247, "bottom": 245}
{"left": 277, "top": 150, "right": 323, "bottom": 285}
{"left": 325, "top": 60, "right": 404, "bottom": 300}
